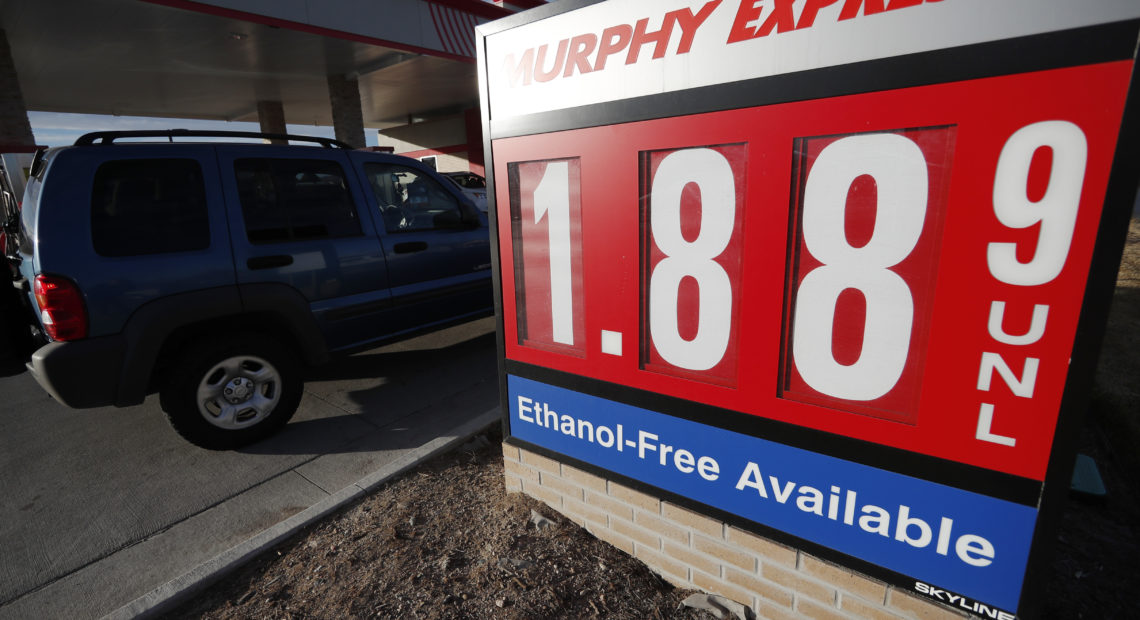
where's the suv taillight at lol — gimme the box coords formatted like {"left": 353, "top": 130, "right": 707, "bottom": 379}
{"left": 34, "top": 275, "right": 87, "bottom": 341}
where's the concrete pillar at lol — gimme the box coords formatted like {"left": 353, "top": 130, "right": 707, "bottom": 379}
{"left": 464, "top": 108, "right": 485, "bottom": 175}
{"left": 327, "top": 74, "right": 365, "bottom": 149}
{"left": 0, "top": 29, "right": 35, "bottom": 149}
{"left": 257, "top": 100, "right": 287, "bottom": 144}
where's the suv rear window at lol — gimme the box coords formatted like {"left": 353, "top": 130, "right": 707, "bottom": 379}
{"left": 91, "top": 159, "right": 210, "bottom": 257}
{"left": 235, "top": 159, "right": 361, "bottom": 244}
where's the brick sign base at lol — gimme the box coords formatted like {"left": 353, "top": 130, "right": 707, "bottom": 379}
{"left": 503, "top": 442, "right": 973, "bottom": 620}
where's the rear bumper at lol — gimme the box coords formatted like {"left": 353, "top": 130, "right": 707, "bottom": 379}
{"left": 28, "top": 336, "right": 126, "bottom": 409}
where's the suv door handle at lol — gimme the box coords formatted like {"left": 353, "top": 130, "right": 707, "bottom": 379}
{"left": 247, "top": 255, "right": 294, "bottom": 270}
{"left": 393, "top": 241, "right": 428, "bottom": 254}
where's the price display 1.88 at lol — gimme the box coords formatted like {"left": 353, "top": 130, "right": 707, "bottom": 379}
{"left": 495, "top": 61, "right": 1132, "bottom": 481}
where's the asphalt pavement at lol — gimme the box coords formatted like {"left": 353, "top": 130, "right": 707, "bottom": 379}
{"left": 0, "top": 317, "right": 500, "bottom": 619}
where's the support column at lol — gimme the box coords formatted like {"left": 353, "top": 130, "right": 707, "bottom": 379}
{"left": 256, "top": 100, "right": 287, "bottom": 144}
{"left": 327, "top": 74, "right": 365, "bottom": 149}
{"left": 0, "top": 29, "right": 35, "bottom": 149}
{"left": 464, "top": 107, "right": 485, "bottom": 175}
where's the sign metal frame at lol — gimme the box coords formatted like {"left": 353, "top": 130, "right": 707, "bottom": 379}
{"left": 477, "top": 2, "right": 1140, "bottom": 617}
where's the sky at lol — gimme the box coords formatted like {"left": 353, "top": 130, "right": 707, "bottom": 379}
{"left": 28, "top": 111, "right": 380, "bottom": 148}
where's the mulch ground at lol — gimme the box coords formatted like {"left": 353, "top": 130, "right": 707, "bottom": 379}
{"left": 168, "top": 431, "right": 708, "bottom": 620}
{"left": 165, "top": 420, "right": 1139, "bottom": 620}
{"left": 170, "top": 221, "right": 1140, "bottom": 620}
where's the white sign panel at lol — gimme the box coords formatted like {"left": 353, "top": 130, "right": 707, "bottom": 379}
{"left": 486, "top": 0, "right": 1140, "bottom": 119}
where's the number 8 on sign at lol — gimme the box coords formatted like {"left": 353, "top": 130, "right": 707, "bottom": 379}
{"left": 641, "top": 144, "right": 748, "bottom": 386}
{"left": 781, "top": 128, "right": 954, "bottom": 424}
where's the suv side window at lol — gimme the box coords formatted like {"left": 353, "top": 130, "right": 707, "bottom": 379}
{"left": 235, "top": 159, "right": 362, "bottom": 244}
{"left": 91, "top": 159, "right": 209, "bottom": 257}
{"left": 364, "top": 163, "right": 463, "bottom": 233}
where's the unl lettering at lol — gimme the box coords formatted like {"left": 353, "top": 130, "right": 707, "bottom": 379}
{"left": 974, "top": 121, "right": 1087, "bottom": 447}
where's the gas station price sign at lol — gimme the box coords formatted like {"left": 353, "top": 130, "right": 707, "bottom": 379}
{"left": 496, "top": 64, "right": 1131, "bottom": 481}
{"left": 478, "top": 1, "right": 1140, "bottom": 617}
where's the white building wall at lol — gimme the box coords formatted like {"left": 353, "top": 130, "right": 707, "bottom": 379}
{"left": 377, "top": 115, "right": 474, "bottom": 173}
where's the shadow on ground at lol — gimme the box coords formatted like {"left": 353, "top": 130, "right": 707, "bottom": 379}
{"left": 238, "top": 328, "right": 499, "bottom": 457}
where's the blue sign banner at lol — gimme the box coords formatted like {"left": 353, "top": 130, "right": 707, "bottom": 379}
{"left": 508, "top": 374, "right": 1037, "bottom": 612}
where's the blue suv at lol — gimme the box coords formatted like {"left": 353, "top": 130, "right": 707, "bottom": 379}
{"left": 2, "top": 130, "right": 493, "bottom": 448}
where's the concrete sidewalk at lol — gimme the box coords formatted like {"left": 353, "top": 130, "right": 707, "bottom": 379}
{"left": 109, "top": 407, "right": 500, "bottom": 619}
{"left": 0, "top": 318, "right": 501, "bottom": 620}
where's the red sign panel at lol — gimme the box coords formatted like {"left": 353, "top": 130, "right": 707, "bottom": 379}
{"left": 495, "top": 62, "right": 1133, "bottom": 481}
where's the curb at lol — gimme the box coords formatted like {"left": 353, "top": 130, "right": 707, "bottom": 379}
{"left": 104, "top": 407, "right": 502, "bottom": 620}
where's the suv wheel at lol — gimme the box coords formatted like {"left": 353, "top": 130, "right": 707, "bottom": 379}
{"left": 160, "top": 334, "right": 302, "bottom": 449}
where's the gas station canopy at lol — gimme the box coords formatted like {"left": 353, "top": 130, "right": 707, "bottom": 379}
{"left": 0, "top": 0, "right": 534, "bottom": 128}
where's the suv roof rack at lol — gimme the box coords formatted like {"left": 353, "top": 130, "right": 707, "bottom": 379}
{"left": 74, "top": 129, "right": 353, "bottom": 149}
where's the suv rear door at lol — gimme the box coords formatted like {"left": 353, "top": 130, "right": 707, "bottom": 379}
{"left": 27, "top": 145, "right": 235, "bottom": 337}
{"left": 217, "top": 146, "right": 391, "bottom": 352}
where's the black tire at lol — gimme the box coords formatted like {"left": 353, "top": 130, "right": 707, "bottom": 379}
{"left": 160, "top": 334, "right": 302, "bottom": 450}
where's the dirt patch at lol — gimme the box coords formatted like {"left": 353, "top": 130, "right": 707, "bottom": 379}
{"left": 167, "top": 428, "right": 1139, "bottom": 620}
{"left": 169, "top": 432, "right": 706, "bottom": 620}
{"left": 171, "top": 221, "right": 1140, "bottom": 620}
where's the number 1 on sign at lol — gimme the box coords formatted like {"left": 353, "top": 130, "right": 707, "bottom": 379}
{"left": 509, "top": 158, "right": 586, "bottom": 355}
{"left": 534, "top": 161, "right": 574, "bottom": 345}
